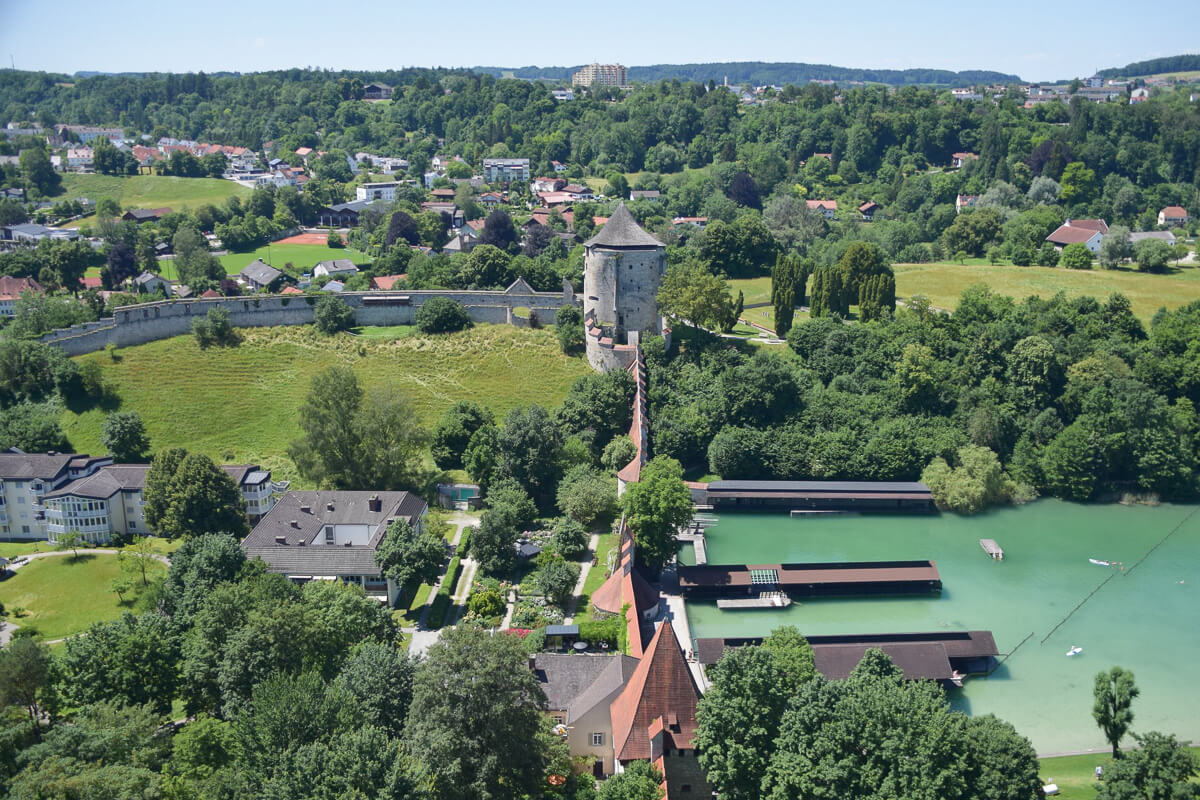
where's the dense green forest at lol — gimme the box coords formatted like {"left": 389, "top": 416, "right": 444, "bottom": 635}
{"left": 1098, "top": 54, "right": 1200, "bottom": 78}
{"left": 474, "top": 62, "right": 1021, "bottom": 86}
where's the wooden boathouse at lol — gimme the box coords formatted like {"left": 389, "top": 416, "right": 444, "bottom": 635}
{"left": 702, "top": 480, "right": 934, "bottom": 512}
{"left": 676, "top": 560, "right": 942, "bottom": 598}
{"left": 694, "top": 630, "right": 999, "bottom": 682}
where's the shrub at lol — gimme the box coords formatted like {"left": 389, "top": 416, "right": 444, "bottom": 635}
{"left": 326, "top": 229, "right": 343, "bottom": 248}
{"left": 554, "top": 305, "right": 584, "bottom": 354}
{"left": 192, "top": 307, "right": 236, "bottom": 348}
{"left": 577, "top": 618, "right": 621, "bottom": 649}
{"left": 549, "top": 517, "right": 589, "bottom": 559}
{"left": 314, "top": 294, "right": 355, "bottom": 334}
{"left": 1059, "top": 242, "right": 1093, "bottom": 270}
{"left": 415, "top": 296, "right": 472, "bottom": 333}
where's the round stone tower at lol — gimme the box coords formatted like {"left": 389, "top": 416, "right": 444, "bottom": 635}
{"left": 582, "top": 203, "right": 667, "bottom": 372}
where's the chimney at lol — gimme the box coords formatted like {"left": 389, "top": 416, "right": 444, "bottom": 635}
{"left": 527, "top": 655, "right": 537, "bottom": 672}
{"left": 297, "top": 539, "right": 306, "bottom": 546}
{"left": 274, "top": 535, "right": 287, "bottom": 544}
{"left": 326, "top": 501, "right": 335, "bottom": 511}
{"left": 290, "top": 519, "right": 299, "bottom": 529}
{"left": 344, "top": 542, "right": 352, "bottom": 547}
{"left": 300, "top": 505, "right": 311, "bottom": 514}
{"left": 368, "top": 494, "right": 381, "bottom": 512}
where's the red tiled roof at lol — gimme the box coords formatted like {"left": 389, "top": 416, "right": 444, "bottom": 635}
{"left": 610, "top": 621, "right": 702, "bottom": 761}
{"left": 0, "top": 275, "right": 43, "bottom": 301}
{"left": 806, "top": 199, "right": 837, "bottom": 210}
{"left": 199, "top": 289, "right": 221, "bottom": 298}
{"left": 1065, "top": 218, "right": 1109, "bottom": 234}
{"left": 1046, "top": 223, "right": 1102, "bottom": 245}
{"left": 1161, "top": 206, "right": 1187, "bottom": 218}
{"left": 370, "top": 274, "right": 407, "bottom": 290}
{"left": 280, "top": 286, "right": 303, "bottom": 295}
{"left": 80, "top": 276, "right": 103, "bottom": 290}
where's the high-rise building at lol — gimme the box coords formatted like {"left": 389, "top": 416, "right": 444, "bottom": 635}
{"left": 572, "top": 63, "right": 628, "bottom": 88}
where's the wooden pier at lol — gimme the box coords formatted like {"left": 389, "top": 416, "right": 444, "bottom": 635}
{"left": 677, "top": 528, "right": 708, "bottom": 565}
{"left": 678, "top": 560, "right": 942, "bottom": 598}
{"left": 717, "top": 591, "right": 792, "bottom": 609}
{"left": 979, "top": 539, "right": 1004, "bottom": 560}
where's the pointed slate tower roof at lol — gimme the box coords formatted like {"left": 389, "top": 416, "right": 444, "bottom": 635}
{"left": 609, "top": 621, "right": 702, "bottom": 761}
{"left": 584, "top": 203, "right": 664, "bottom": 249}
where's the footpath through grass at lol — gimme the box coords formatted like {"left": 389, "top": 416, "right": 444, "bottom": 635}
{"left": 0, "top": 553, "right": 166, "bottom": 640}
{"left": 60, "top": 324, "right": 593, "bottom": 485}
{"left": 574, "top": 530, "right": 618, "bottom": 623}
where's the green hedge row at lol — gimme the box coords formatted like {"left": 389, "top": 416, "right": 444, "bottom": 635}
{"left": 427, "top": 556, "right": 462, "bottom": 629}
{"left": 455, "top": 529, "right": 471, "bottom": 559}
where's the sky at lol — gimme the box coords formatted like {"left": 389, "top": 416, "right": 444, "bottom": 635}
{"left": 1, "top": 0, "right": 1197, "bottom": 83}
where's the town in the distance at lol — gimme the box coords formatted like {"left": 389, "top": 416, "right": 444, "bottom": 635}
{"left": 0, "top": 41, "right": 1198, "bottom": 800}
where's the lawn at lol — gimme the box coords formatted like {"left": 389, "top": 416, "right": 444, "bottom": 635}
{"left": 58, "top": 174, "right": 251, "bottom": 224}
{"left": 59, "top": 324, "right": 594, "bottom": 485}
{"left": 894, "top": 261, "right": 1200, "bottom": 322}
{"left": 1037, "top": 748, "right": 1200, "bottom": 799}
{"left": 211, "top": 243, "right": 370, "bottom": 277}
{"left": 350, "top": 325, "right": 418, "bottom": 340}
{"left": 0, "top": 553, "right": 166, "bottom": 640}
{"left": 1, "top": 536, "right": 180, "bottom": 560}
{"left": 573, "top": 531, "right": 618, "bottom": 623}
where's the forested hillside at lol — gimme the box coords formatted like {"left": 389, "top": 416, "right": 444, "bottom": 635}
{"left": 1098, "top": 54, "right": 1200, "bottom": 78}
{"left": 474, "top": 62, "right": 1021, "bottom": 86}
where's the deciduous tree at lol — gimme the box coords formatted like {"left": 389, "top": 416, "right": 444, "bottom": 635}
{"left": 1094, "top": 666, "right": 1140, "bottom": 757}
{"left": 621, "top": 455, "right": 692, "bottom": 571}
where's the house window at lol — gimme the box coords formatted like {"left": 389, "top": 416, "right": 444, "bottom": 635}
{"left": 22, "top": 525, "right": 29, "bottom": 533}
{"left": 552, "top": 714, "right": 565, "bottom": 725}
{"left": 590, "top": 733, "right": 604, "bottom": 747}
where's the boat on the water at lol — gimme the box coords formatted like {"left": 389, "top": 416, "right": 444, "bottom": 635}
{"left": 1066, "top": 646, "right": 1083, "bottom": 657}
{"left": 1089, "top": 558, "right": 1110, "bottom": 566}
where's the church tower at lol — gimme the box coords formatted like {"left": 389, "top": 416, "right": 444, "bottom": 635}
{"left": 582, "top": 203, "right": 666, "bottom": 372}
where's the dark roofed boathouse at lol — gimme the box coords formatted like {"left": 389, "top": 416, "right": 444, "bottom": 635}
{"left": 677, "top": 560, "right": 942, "bottom": 598}
{"left": 695, "top": 630, "right": 999, "bottom": 682}
{"left": 703, "top": 480, "right": 934, "bottom": 512}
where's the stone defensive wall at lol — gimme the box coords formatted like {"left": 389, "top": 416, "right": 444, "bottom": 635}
{"left": 40, "top": 283, "right": 578, "bottom": 356}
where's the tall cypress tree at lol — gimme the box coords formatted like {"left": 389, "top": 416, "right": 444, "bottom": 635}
{"left": 772, "top": 255, "right": 798, "bottom": 337}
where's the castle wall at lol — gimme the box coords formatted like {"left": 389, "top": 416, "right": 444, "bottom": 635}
{"left": 40, "top": 289, "right": 575, "bottom": 356}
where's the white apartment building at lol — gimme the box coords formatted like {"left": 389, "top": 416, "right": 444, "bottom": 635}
{"left": 572, "top": 63, "right": 628, "bottom": 88}
{"left": 482, "top": 158, "right": 530, "bottom": 184}
{"left": 25, "top": 459, "right": 277, "bottom": 545}
{"left": 355, "top": 181, "right": 399, "bottom": 202}
{"left": 0, "top": 452, "right": 113, "bottom": 540}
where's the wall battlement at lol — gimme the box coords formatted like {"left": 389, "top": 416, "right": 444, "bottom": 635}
{"left": 40, "top": 283, "right": 577, "bottom": 356}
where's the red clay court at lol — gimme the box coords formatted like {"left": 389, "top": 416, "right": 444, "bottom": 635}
{"left": 274, "top": 232, "right": 343, "bottom": 245}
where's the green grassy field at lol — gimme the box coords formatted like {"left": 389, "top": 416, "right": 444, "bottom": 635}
{"left": 894, "top": 262, "right": 1200, "bottom": 322}
{"left": 211, "top": 243, "right": 370, "bottom": 277}
{"left": 60, "top": 324, "right": 593, "bottom": 484}
{"left": 1037, "top": 748, "right": 1200, "bottom": 799}
{"left": 574, "top": 531, "right": 618, "bottom": 623}
{"left": 59, "top": 174, "right": 251, "bottom": 221}
{"left": 350, "top": 325, "right": 419, "bottom": 340}
{"left": 1, "top": 537, "right": 180, "bottom": 560}
{"left": 0, "top": 553, "right": 166, "bottom": 640}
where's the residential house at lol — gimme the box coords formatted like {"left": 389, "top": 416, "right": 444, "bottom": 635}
{"left": 420, "top": 201, "right": 464, "bottom": 228}
{"left": 551, "top": 160, "right": 567, "bottom": 173}
{"left": 321, "top": 280, "right": 345, "bottom": 293}
{"left": 199, "top": 289, "right": 222, "bottom": 298}
{"left": 533, "top": 653, "right": 639, "bottom": 777}
{"left": 280, "top": 286, "right": 304, "bottom": 295}
{"left": 0, "top": 276, "right": 43, "bottom": 317}
{"left": 0, "top": 451, "right": 112, "bottom": 540}
{"left": 423, "top": 171, "right": 442, "bottom": 189}
{"left": 370, "top": 274, "right": 407, "bottom": 291}
{"left": 122, "top": 207, "right": 172, "bottom": 224}
{"left": 1130, "top": 88, "right": 1150, "bottom": 104}
{"left": 356, "top": 181, "right": 399, "bottom": 202}
{"left": 133, "top": 271, "right": 171, "bottom": 294}
{"left": 42, "top": 463, "right": 277, "bottom": 545}
{"left": 951, "top": 152, "right": 978, "bottom": 168}
{"left": 564, "top": 183, "right": 594, "bottom": 200}
{"left": 57, "top": 125, "right": 123, "bottom": 144}
{"left": 539, "top": 191, "right": 575, "bottom": 208}
{"left": 240, "top": 490, "right": 429, "bottom": 605}
{"left": 955, "top": 194, "right": 979, "bottom": 213}
{"left": 806, "top": 199, "right": 837, "bottom": 220}
{"left": 430, "top": 187, "right": 457, "bottom": 202}
{"left": 313, "top": 259, "right": 358, "bottom": 279}
{"left": 443, "top": 231, "right": 477, "bottom": 255}
{"left": 319, "top": 199, "right": 373, "bottom": 227}
{"left": 858, "top": 201, "right": 880, "bottom": 221}
{"left": 1045, "top": 219, "right": 1108, "bottom": 253}
{"left": 1158, "top": 206, "right": 1189, "bottom": 227}
{"left": 531, "top": 177, "right": 566, "bottom": 194}
{"left": 362, "top": 82, "right": 393, "bottom": 100}
{"left": 479, "top": 192, "right": 504, "bottom": 208}
{"left": 483, "top": 158, "right": 531, "bottom": 184}
{"left": 66, "top": 147, "right": 94, "bottom": 170}
{"left": 551, "top": 90, "right": 575, "bottom": 102}
{"left": 239, "top": 259, "right": 285, "bottom": 292}
{"left": 3, "top": 223, "right": 78, "bottom": 244}
{"left": 671, "top": 217, "right": 707, "bottom": 230}
{"left": 629, "top": 190, "right": 661, "bottom": 202}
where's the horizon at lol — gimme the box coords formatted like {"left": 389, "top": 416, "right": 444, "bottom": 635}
{"left": 2, "top": 0, "right": 1198, "bottom": 84}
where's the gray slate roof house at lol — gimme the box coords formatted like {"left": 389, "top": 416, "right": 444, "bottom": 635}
{"left": 241, "top": 490, "right": 428, "bottom": 604}
{"left": 585, "top": 203, "right": 664, "bottom": 250}
{"left": 239, "top": 259, "right": 283, "bottom": 292}
{"left": 313, "top": 258, "right": 358, "bottom": 278}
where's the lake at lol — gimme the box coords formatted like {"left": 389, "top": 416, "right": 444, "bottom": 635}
{"left": 681, "top": 500, "right": 1200, "bottom": 754}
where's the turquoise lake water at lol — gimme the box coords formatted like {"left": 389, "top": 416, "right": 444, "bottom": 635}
{"left": 681, "top": 500, "right": 1200, "bottom": 754}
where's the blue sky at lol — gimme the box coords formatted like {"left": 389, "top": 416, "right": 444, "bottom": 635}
{"left": 1, "top": 0, "right": 1197, "bottom": 82}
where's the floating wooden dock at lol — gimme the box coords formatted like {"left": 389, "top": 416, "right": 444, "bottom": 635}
{"left": 677, "top": 528, "right": 708, "bottom": 565}
{"left": 678, "top": 560, "right": 942, "bottom": 598}
{"left": 979, "top": 539, "right": 1004, "bottom": 560}
{"left": 717, "top": 591, "right": 792, "bottom": 609}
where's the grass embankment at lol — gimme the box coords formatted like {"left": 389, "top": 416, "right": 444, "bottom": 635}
{"left": 59, "top": 174, "right": 251, "bottom": 227}
{"left": 1, "top": 537, "right": 181, "bottom": 560}
{"left": 60, "top": 324, "right": 593, "bottom": 485}
{"left": 893, "top": 262, "right": 1200, "bottom": 322}
{"left": 573, "top": 531, "right": 618, "bottom": 623}
{"left": 0, "top": 553, "right": 166, "bottom": 640}
{"left": 1037, "top": 748, "right": 1200, "bottom": 799}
